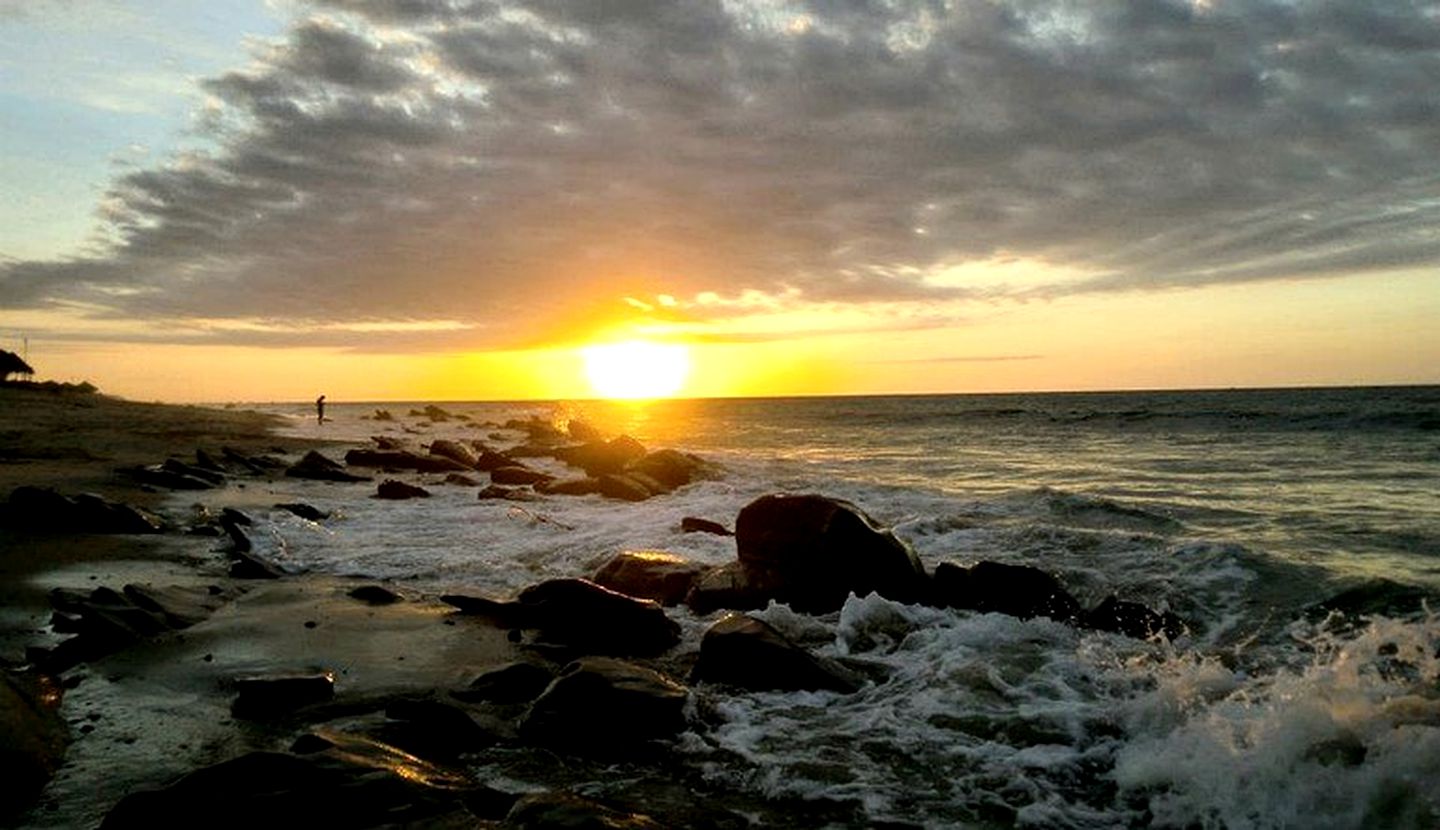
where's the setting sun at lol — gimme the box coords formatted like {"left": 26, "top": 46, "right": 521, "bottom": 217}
{"left": 581, "top": 340, "right": 691, "bottom": 400}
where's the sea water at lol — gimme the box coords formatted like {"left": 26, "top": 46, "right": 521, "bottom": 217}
{"left": 238, "top": 386, "right": 1439, "bottom": 828}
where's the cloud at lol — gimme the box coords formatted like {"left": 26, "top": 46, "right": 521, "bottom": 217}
{"left": 3, "top": 0, "right": 1438, "bottom": 349}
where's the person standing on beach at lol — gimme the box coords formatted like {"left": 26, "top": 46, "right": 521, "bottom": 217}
{"left": 316, "top": 395, "right": 326, "bottom": 424}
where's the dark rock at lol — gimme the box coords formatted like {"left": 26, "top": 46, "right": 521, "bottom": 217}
{"left": 440, "top": 593, "right": 524, "bottom": 621}
{"left": 1305, "top": 732, "right": 1369, "bottom": 767}
{"left": 451, "top": 662, "right": 555, "bottom": 705}
{"left": 232, "top": 673, "right": 335, "bottom": 719}
{"left": 443, "top": 472, "right": 482, "bottom": 487}
{"left": 477, "top": 484, "right": 539, "bottom": 502}
{"left": 286, "top": 451, "right": 371, "bottom": 482}
{"left": 161, "top": 458, "right": 227, "bottom": 486}
{"left": 515, "top": 578, "right": 682, "bottom": 656}
{"left": 38, "top": 583, "right": 234, "bottom": 671}
{"left": 427, "top": 439, "right": 479, "bottom": 468}
{"left": 553, "top": 436, "right": 648, "bottom": 476}
{"left": 370, "top": 435, "right": 406, "bottom": 450}
{"left": 372, "top": 408, "right": 396, "bottom": 421}
{"left": 122, "top": 583, "right": 234, "bottom": 628}
{"left": 518, "top": 657, "right": 688, "bottom": 750}
{"left": 1307, "top": 579, "right": 1440, "bottom": 621}
{"left": 596, "top": 473, "right": 654, "bottom": 502}
{"left": 274, "top": 502, "right": 328, "bottom": 521}
{"left": 347, "top": 585, "right": 401, "bottom": 605}
{"left": 566, "top": 419, "right": 603, "bottom": 442}
{"left": 473, "top": 448, "right": 517, "bottom": 471}
{"left": 220, "top": 507, "right": 253, "bottom": 526}
{"left": 223, "top": 446, "right": 287, "bottom": 471}
{"left": 194, "top": 448, "right": 228, "bottom": 473}
{"left": 4, "top": 487, "right": 164, "bottom": 534}
{"left": 691, "top": 614, "right": 861, "bottom": 693}
{"left": 629, "top": 449, "right": 717, "bottom": 490}
{"left": 99, "top": 741, "right": 496, "bottom": 829}
{"left": 220, "top": 514, "right": 252, "bottom": 553}
{"left": 0, "top": 671, "right": 67, "bottom": 819}
{"left": 506, "top": 792, "right": 664, "bottom": 830}
{"left": 684, "top": 562, "right": 768, "bottom": 615}
{"left": 119, "top": 464, "right": 214, "bottom": 490}
{"left": 230, "top": 550, "right": 283, "bottom": 580}
{"left": 536, "top": 477, "right": 603, "bottom": 496}
{"left": 1082, "top": 596, "right": 1186, "bottom": 640}
{"left": 491, "top": 466, "right": 553, "bottom": 486}
{"left": 504, "top": 416, "right": 566, "bottom": 443}
{"left": 592, "top": 550, "right": 711, "bottom": 607}
{"left": 734, "top": 494, "right": 928, "bottom": 613}
{"left": 345, "top": 449, "right": 470, "bottom": 474}
{"left": 375, "top": 479, "right": 431, "bottom": 500}
{"left": 932, "top": 561, "right": 1082, "bottom": 623}
{"left": 680, "top": 516, "right": 732, "bottom": 536}
{"left": 381, "top": 698, "right": 496, "bottom": 758}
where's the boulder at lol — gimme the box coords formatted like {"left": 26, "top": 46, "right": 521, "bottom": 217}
{"left": 119, "top": 464, "right": 214, "bottom": 490}
{"left": 477, "top": 484, "right": 539, "bottom": 502}
{"left": 224, "top": 446, "right": 288, "bottom": 471}
{"left": 38, "top": 583, "right": 236, "bottom": 671}
{"left": 596, "top": 473, "right": 655, "bottom": 502}
{"left": 274, "top": 502, "right": 328, "bottom": 521}
{"left": 734, "top": 494, "right": 928, "bottom": 613}
{"left": 684, "top": 563, "right": 767, "bottom": 616}
{"left": 0, "top": 671, "right": 67, "bottom": 819}
{"left": 161, "top": 458, "right": 227, "bottom": 486}
{"left": 286, "top": 451, "right": 371, "bottom": 482}
{"left": 536, "top": 477, "right": 603, "bottom": 496}
{"left": 230, "top": 549, "right": 283, "bottom": 580}
{"left": 629, "top": 449, "right": 716, "bottom": 490}
{"left": 566, "top": 419, "right": 603, "bottom": 442}
{"left": 1082, "top": 596, "right": 1186, "bottom": 640}
{"left": 451, "top": 662, "right": 555, "bottom": 705}
{"left": 504, "top": 416, "right": 567, "bottom": 443}
{"left": 375, "top": 479, "right": 431, "bottom": 500}
{"left": 516, "top": 579, "right": 682, "bottom": 656}
{"left": 427, "top": 439, "right": 480, "bottom": 468}
{"left": 592, "top": 550, "right": 711, "bottom": 607}
{"left": 680, "top": 516, "right": 733, "bottom": 536}
{"left": 506, "top": 792, "right": 664, "bottom": 830}
{"left": 1306, "top": 578, "right": 1440, "bottom": 621}
{"left": 380, "top": 698, "right": 497, "bottom": 758}
{"left": 232, "top": 673, "right": 335, "bottom": 719}
{"left": 473, "top": 448, "right": 518, "bottom": 471}
{"left": 491, "top": 466, "right": 553, "bottom": 487}
{"left": 518, "top": 657, "right": 688, "bottom": 750}
{"left": 691, "top": 614, "right": 861, "bottom": 693}
{"left": 931, "top": 561, "right": 1082, "bottom": 623}
{"left": 3, "top": 487, "right": 164, "bottom": 534}
{"left": 553, "top": 436, "right": 647, "bottom": 476}
{"left": 344, "top": 449, "right": 469, "bottom": 474}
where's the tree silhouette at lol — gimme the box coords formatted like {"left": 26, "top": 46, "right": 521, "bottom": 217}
{"left": 1, "top": 349, "right": 35, "bottom": 382}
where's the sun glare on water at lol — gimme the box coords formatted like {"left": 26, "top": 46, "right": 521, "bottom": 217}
{"left": 581, "top": 340, "right": 690, "bottom": 400}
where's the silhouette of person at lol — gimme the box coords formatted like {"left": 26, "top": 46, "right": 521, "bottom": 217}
{"left": 316, "top": 394, "right": 326, "bottom": 424}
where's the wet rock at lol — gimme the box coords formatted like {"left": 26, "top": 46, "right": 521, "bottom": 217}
{"left": 381, "top": 698, "right": 497, "bottom": 758}
{"left": 161, "top": 458, "right": 227, "bottom": 486}
{"left": 220, "top": 506, "right": 253, "bottom": 526}
{"left": 473, "top": 448, "right": 518, "bottom": 471}
{"left": 347, "top": 585, "right": 401, "bottom": 605}
{"left": 286, "top": 450, "right": 371, "bottom": 482}
{"left": 735, "top": 494, "right": 928, "bottom": 613}
{"left": 691, "top": 614, "right": 862, "bottom": 693}
{"left": 427, "top": 439, "right": 480, "bottom": 468}
{"left": 537, "top": 477, "right": 603, "bottom": 496}
{"left": 505, "top": 792, "right": 664, "bottom": 830}
{"left": 516, "top": 579, "right": 682, "bottom": 656}
{"left": 504, "top": 416, "right": 566, "bottom": 443}
{"left": 518, "top": 657, "right": 688, "bottom": 750}
{"left": 680, "top": 516, "right": 733, "bottom": 536}
{"left": 444, "top": 472, "right": 482, "bottom": 487}
{"left": 684, "top": 563, "right": 767, "bottom": 616}
{"left": 554, "top": 436, "right": 647, "bottom": 476}
{"left": 232, "top": 673, "right": 335, "bottom": 719}
{"left": 230, "top": 549, "right": 283, "bottom": 580}
{"left": 1082, "top": 596, "right": 1186, "bottom": 640}
{"left": 629, "top": 449, "right": 717, "bottom": 490}
{"left": 122, "top": 583, "right": 234, "bottom": 628}
{"left": 375, "top": 479, "right": 431, "bottom": 500}
{"left": 223, "top": 446, "right": 287, "bottom": 471}
{"left": 2, "top": 487, "right": 165, "bottom": 534}
{"left": 592, "top": 550, "right": 711, "bottom": 607}
{"left": 491, "top": 466, "right": 553, "bottom": 487}
{"left": 100, "top": 741, "right": 500, "bottom": 829}
{"left": 451, "top": 662, "right": 555, "bottom": 705}
{"left": 38, "top": 583, "right": 235, "bottom": 671}
{"left": 596, "top": 473, "right": 655, "bottom": 502}
{"left": 931, "top": 561, "right": 1082, "bottom": 623}
{"left": 478, "top": 484, "right": 539, "bottom": 502}
{"left": 566, "top": 419, "right": 603, "bottom": 442}
{"left": 345, "top": 449, "right": 470, "bottom": 474}
{"left": 274, "top": 502, "right": 328, "bottom": 521}
{"left": 371, "top": 408, "right": 396, "bottom": 422}
{"left": 194, "top": 448, "right": 228, "bottom": 473}
{"left": 0, "top": 671, "right": 67, "bottom": 819}
{"left": 1307, "top": 579, "right": 1440, "bottom": 621}
{"left": 118, "top": 463, "right": 214, "bottom": 490}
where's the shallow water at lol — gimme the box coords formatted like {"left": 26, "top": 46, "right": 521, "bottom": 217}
{"left": 228, "top": 387, "right": 1440, "bottom": 828}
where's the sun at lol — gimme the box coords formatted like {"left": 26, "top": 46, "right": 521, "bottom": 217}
{"left": 582, "top": 340, "right": 690, "bottom": 400}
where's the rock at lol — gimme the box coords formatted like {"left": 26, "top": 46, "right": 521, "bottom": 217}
{"left": 1082, "top": 596, "right": 1186, "bottom": 640}
{"left": 491, "top": 466, "right": 553, "bottom": 486}
{"left": 347, "top": 585, "right": 401, "bottom": 605}
{"left": 691, "top": 614, "right": 861, "bottom": 693}
{"left": 161, "top": 458, "right": 227, "bottom": 486}
{"left": 4, "top": 487, "right": 165, "bottom": 534}
{"left": 274, "top": 502, "right": 328, "bottom": 521}
{"left": 194, "top": 448, "right": 228, "bottom": 473}
{"left": 376, "top": 479, "right": 431, "bottom": 500}
{"left": 553, "top": 436, "right": 648, "bottom": 476}
{"left": 629, "top": 449, "right": 716, "bottom": 490}
{"left": 1307, "top": 579, "right": 1440, "bottom": 621}
{"left": 119, "top": 464, "right": 214, "bottom": 490}
{"left": 504, "top": 416, "right": 566, "bottom": 443}
{"left": 518, "top": 657, "right": 688, "bottom": 750}
{"left": 344, "top": 449, "right": 470, "bottom": 474}
{"left": 230, "top": 549, "right": 283, "bottom": 580}
{"left": 566, "top": 419, "right": 603, "bottom": 442}
{"left": 381, "top": 698, "right": 497, "bottom": 758}
{"left": 680, "top": 516, "right": 733, "bottom": 536}
{"left": 592, "top": 550, "right": 711, "bottom": 607}
{"left": 596, "top": 473, "right": 655, "bottom": 502}
{"left": 473, "top": 448, "right": 518, "bottom": 471}
{"left": 38, "top": 583, "right": 235, "bottom": 671}
{"left": 443, "top": 472, "right": 482, "bottom": 487}
{"left": 734, "top": 494, "right": 928, "bottom": 613}
{"left": 427, "top": 439, "right": 480, "bottom": 468}
{"left": 372, "top": 408, "right": 396, "bottom": 421}
{"left": 477, "top": 484, "right": 539, "bottom": 502}
{"left": 684, "top": 563, "right": 767, "bottom": 616}
{"left": 536, "top": 477, "right": 603, "bottom": 496}
{"left": 99, "top": 741, "right": 502, "bottom": 829}
{"left": 122, "top": 583, "right": 234, "bottom": 628}
{"left": 931, "top": 561, "right": 1082, "bottom": 623}
{"left": 286, "top": 451, "right": 371, "bottom": 482}
{"left": 505, "top": 791, "right": 664, "bottom": 830}
{"left": 224, "top": 446, "right": 287, "bottom": 471}
{"left": 0, "top": 671, "right": 67, "bottom": 819}
{"left": 220, "top": 507, "right": 253, "bottom": 526}
{"left": 515, "top": 579, "right": 682, "bottom": 656}
{"left": 232, "top": 673, "right": 335, "bottom": 719}
{"left": 451, "top": 662, "right": 555, "bottom": 705}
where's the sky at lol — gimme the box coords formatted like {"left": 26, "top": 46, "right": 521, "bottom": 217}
{"left": 1, "top": 0, "right": 1437, "bottom": 402}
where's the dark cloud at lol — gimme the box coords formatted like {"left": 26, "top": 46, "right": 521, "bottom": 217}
{"left": 3, "top": 0, "right": 1437, "bottom": 348}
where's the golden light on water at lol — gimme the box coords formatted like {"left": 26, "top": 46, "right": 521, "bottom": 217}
{"left": 581, "top": 340, "right": 691, "bottom": 400}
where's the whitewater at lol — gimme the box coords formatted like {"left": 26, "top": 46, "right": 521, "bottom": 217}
{"left": 224, "top": 386, "right": 1440, "bottom": 828}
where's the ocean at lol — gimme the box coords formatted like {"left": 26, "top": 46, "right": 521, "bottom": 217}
{"left": 244, "top": 386, "right": 1440, "bottom": 828}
